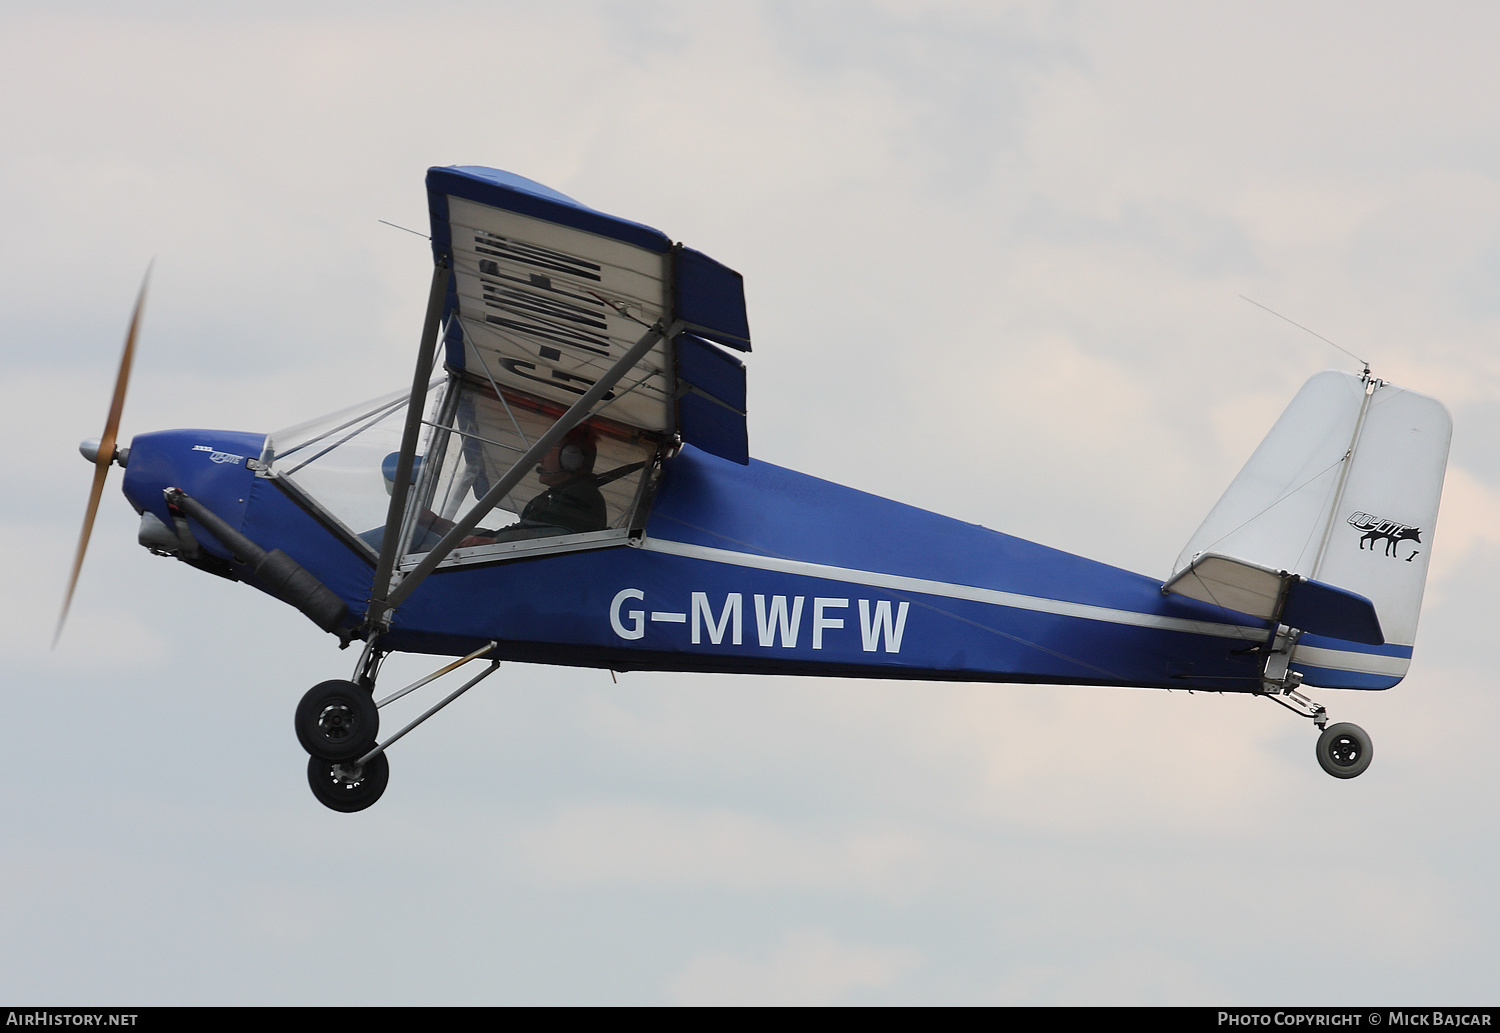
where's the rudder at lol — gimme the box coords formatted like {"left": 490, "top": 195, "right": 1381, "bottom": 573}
{"left": 1172, "top": 370, "right": 1451, "bottom": 688}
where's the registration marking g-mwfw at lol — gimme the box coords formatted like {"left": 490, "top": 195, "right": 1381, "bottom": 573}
{"left": 610, "top": 588, "right": 910, "bottom": 653}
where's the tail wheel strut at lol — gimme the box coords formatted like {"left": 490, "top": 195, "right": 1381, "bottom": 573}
{"left": 1261, "top": 632, "right": 1374, "bottom": 779}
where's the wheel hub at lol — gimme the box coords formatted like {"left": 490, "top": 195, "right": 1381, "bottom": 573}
{"left": 317, "top": 703, "right": 357, "bottom": 742}
{"left": 1327, "top": 734, "right": 1362, "bottom": 767}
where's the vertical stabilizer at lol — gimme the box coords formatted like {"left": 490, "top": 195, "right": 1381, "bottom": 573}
{"left": 1176, "top": 370, "right": 1451, "bottom": 686}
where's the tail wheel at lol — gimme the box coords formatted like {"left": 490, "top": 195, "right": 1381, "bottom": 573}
{"left": 307, "top": 753, "right": 389, "bottom": 812}
{"left": 295, "top": 679, "right": 379, "bottom": 761}
{"left": 1316, "top": 722, "right": 1373, "bottom": 779}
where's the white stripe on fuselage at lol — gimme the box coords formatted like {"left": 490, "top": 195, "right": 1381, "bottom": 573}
{"left": 639, "top": 537, "right": 1263, "bottom": 643}
{"left": 1290, "top": 643, "right": 1409, "bottom": 676}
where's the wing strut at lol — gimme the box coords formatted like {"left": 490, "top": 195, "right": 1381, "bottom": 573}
{"left": 370, "top": 319, "right": 681, "bottom": 624}
{"left": 367, "top": 258, "right": 451, "bottom": 627}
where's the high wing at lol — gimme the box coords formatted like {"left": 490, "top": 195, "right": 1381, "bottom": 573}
{"left": 428, "top": 165, "right": 750, "bottom": 461}
{"left": 364, "top": 166, "right": 754, "bottom": 627}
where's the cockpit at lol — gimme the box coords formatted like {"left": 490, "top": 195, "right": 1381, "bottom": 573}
{"left": 260, "top": 165, "right": 750, "bottom": 576}
{"left": 262, "top": 372, "right": 662, "bottom": 569}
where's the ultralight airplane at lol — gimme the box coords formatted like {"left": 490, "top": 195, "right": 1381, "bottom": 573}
{"left": 60, "top": 166, "right": 1452, "bottom": 811}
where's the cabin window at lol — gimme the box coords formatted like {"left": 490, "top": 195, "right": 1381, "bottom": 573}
{"left": 264, "top": 385, "right": 428, "bottom": 546}
{"left": 263, "top": 374, "right": 660, "bottom": 565}
{"left": 398, "top": 373, "right": 660, "bottom": 566}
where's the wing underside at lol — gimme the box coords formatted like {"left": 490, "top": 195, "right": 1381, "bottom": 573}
{"left": 428, "top": 166, "right": 751, "bottom": 463}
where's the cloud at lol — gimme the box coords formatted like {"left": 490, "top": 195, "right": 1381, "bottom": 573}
{"left": 992, "top": 949, "right": 1223, "bottom": 1006}
{"left": 518, "top": 801, "right": 934, "bottom": 898}
{"left": 1423, "top": 465, "right": 1500, "bottom": 594}
{"left": 4, "top": 0, "right": 1500, "bottom": 1006}
{"left": 665, "top": 928, "right": 920, "bottom": 1005}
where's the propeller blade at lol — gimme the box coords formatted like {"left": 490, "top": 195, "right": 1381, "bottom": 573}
{"left": 55, "top": 266, "right": 150, "bottom": 647}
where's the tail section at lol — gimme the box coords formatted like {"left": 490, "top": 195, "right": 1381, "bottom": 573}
{"left": 1171, "top": 370, "right": 1451, "bottom": 688}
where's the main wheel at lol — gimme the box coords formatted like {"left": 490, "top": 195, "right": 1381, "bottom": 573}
{"left": 307, "top": 753, "right": 389, "bottom": 812}
{"left": 1316, "top": 722, "right": 1373, "bottom": 779}
{"left": 295, "top": 680, "right": 379, "bottom": 761}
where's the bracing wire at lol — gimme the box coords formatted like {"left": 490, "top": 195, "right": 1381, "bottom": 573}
{"left": 1239, "top": 295, "right": 1370, "bottom": 374}
{"left": 379, "top": 219, "right": 430, "bottom": 240}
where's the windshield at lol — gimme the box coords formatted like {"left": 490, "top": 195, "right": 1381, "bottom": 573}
{"left": 263, "top": 374, "right": 660, "bottom": 561}
{"left": 264, "top": 384, "right": 438, "bottom": 543}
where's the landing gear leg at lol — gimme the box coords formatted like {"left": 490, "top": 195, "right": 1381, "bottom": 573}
{"left": 298, "top": 639, "right": 500, "bottom": 812}
{"left": 351, "top": 635, "right": 386, "bottom": 690}
{"left": 1259, "top": 627, "right": 1373, "bottom": 779}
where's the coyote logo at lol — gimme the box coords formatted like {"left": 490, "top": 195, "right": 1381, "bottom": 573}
{"left": 1347, "top": 512, "right": 1422, "bottom": 559}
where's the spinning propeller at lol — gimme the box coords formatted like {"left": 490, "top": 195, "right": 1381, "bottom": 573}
{"left": 54, "top": 266, "right": 150, "bottom": 647}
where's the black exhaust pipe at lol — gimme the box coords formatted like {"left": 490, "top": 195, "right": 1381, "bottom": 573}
{"left": 164, "top": 487, "right": 349, "bottom": 635}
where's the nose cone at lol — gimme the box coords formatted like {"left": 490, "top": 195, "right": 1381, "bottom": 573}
{"left": 78, "top": 438, "right": 129, "bottom": 467}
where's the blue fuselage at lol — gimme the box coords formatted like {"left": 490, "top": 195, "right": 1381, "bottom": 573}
{"left": 123, "top": 428, "right": 1275, "bottom": 692}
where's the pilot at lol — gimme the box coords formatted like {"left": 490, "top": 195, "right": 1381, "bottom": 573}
{"left": 461, "top": 427, "right": 608, "bottom": 546}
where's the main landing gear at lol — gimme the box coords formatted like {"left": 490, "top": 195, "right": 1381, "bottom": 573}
{"left": 1259, "top": 632, "right": 1373, "bottom": 779}
{"left": 307, "top": 754, "right": 390, "bottom": 812}
{"left": 294, "top": 639, "right": 500, "bottom": 812}
{"left": 295, "top": 680, "right": 379, "bottom": 761}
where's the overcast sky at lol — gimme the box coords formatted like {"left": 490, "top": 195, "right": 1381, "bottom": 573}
{"left": 3, "top": 0, "right": 1499, "bottom": 1005}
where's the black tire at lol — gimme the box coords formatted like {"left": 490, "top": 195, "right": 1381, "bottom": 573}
{"left": 1316, "top": 722, "right": 1373, "bottom": 779}
{"left": 307, "top": 753, "right": 389, "bottom": 812}
{"left": 295, "top": 680, "right": 379, "bottom": 761}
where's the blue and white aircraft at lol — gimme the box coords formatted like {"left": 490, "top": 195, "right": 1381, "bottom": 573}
{"left": 61, "top": 166, "right": 1452, "bottom": 811}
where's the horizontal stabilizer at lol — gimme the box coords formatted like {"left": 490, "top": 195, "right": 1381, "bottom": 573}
{"left": 1281, "top": 577, "right": 1384, "bottom": 646}
{"left": 1162, "top": 554, "right": 1286, "bottom": 620}
{"left": 1162, "top": 553, "right": 1383, "bottom": 645}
